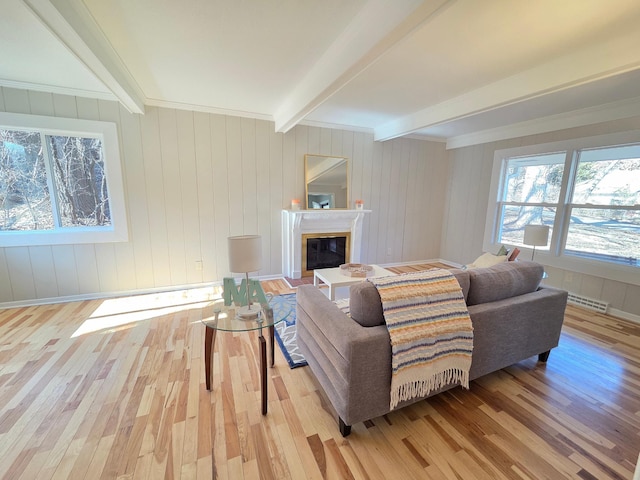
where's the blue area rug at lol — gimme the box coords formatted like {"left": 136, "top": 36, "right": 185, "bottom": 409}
{"left": 271, "top": 293, "right": 308, "bottom": 368}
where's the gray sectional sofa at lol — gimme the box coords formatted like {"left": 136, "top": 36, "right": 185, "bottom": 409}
{"left": 296, "top": 261, "right": 568, "bottom": 436}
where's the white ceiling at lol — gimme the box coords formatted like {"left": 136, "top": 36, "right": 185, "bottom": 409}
{"left": 3, "top": 0, "right": 640, "bottom": 148}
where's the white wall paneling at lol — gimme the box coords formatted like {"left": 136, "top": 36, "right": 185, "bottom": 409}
{"left": 0, "top": 249, "right": 13, "bottom": 299}
{"left": 0, "top": 87, "right": 445, "bottom": 304}
{"left": 365, "top": 139, "right": 383, "bottom": 261}
{"left": 226, "top": 116, "right": 245, "bottom": 236}
{"left": 3, "top": 85, "right": 638, "bottom": 319}
{"left": 3, "top": 88, "right": 29, "bottom": 114}
{"left": 120, "top": 103, "right": 154, "bottom": 289}
{"left": 52, "top": 94, "right": 79, "bottom": 118}
{"left": 73, "top": 245, "right": 100, "bottom": 296}
{"left": 28, "top": 90, "right": 55, "bottom": 116}
{"left": 267, "top": 123, "right": 284, "bottom": 275}
{"left": 101, "top": 99, "right": 136, "bottom": 291}
{"left": 210, "top": 114, "right": 230, "bottom": 281}
{"left": 29, "top": 246, "right": 57, "bottom": 299}
{"left": 359, "top": 133, "right": 374, "bottom": 262}
{"left": 6, "top": 247, "right": 36, "bottom": 301}
{"left": 140, "top": 106, "right": 171, "bottom": 287}
{"left": 159, "top": 108, "right": 188, "bottom": 286}
{"left": 193, "top": 111, "right": 217, "bottom": 283}
{"left": 3, "top": 85, "right": 638, "bottom": 318}
{"left": 255, "top": 120, "right": 273, "bottom": 277}
{"left": 177, "top": 109, "right": 201, "bottom": 286}
{"left": 52, "top": 245, "right": 79, "bottom": 297}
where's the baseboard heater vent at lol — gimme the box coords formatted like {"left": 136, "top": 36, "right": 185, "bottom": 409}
{"left": 567, "top": 293, "right": 609, "bottom": 313}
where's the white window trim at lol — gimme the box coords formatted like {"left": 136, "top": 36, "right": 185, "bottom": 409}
{"left": 0, "top": 112, "right": 128, "bottom": 247}
{"left": 484, "top": 130, "right": 640, "bottom": 287}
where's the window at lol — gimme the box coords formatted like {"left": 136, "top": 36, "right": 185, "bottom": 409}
{"left": 0, "top": 113, "right": 127, "bottom": 246}
{"left": 496, "top": 152, "right": 564, "bottom": 246}
{"left": 488, "top": 134, "right": 639, "bottom": 272}
{"left": 566, "top": 145, "right": 640, "bottom": 264}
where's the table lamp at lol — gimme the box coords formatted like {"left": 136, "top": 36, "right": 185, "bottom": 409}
{"left": 523, "top": 225, "right": 550, "bottom": 261}
{"left": 228, "top": 235, "right": 262, "bottom": 318}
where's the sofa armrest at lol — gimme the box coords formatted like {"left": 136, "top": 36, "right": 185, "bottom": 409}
{"left": 296, "top": 285, "right": 381, "bottom": 352}
{"left": 467, "top": 286, "right": 567, "bottom": 379}
{"left": 295, "top": 285, "right": 392, "bottom": 425}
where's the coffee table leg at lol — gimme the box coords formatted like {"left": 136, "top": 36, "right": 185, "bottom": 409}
{"left": 204, "top": 327, "right": 217, "bottom": 391}
{"left": 259, "top": 333, "right": 267, "bottom": 415}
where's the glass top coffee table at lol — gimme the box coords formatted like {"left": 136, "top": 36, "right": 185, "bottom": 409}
{"left": 313, "top": 264, "right": 396, "bottom": 300}
{"left": 201, "top": 299, "right": 283, "bottom": 415}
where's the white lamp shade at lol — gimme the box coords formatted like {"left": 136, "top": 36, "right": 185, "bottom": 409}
{"left": 523, "top": 225, "right": 550, "bottom": 247}
{"left": 228, "top": 235, "right": 262, "bottom": 273}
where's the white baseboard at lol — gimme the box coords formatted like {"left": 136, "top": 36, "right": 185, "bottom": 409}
{"left": 0, "top": 273, "right": 283, "bottom": 310}
{"left": 608, "top": 307, "right": 640, "bottom": 325}
{"left": 0, "top": 280, "right": 219, "bottom": 310}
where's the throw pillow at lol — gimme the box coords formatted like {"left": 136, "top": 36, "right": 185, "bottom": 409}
{"left": 466, "top": 252, "right": 508, "bottom": 269}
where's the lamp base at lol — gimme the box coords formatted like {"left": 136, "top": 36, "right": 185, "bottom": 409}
{"left": 236, "top": 304, "right": 261, "bottom": 320}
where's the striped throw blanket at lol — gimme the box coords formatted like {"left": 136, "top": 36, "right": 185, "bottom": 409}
{"left": 369, "top": 269, "right": 473, "bottom": 410}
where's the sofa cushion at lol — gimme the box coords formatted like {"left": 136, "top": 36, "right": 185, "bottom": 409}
{"left": 466, "top": 261, "right": 544, "bottom": 306}
{"left": 349, "top": 269, "right": 470, "bottom": 327}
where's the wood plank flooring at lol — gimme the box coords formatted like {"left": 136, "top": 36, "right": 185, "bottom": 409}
{"left": 0, "top": 267, "right": 639, "bottom": 479}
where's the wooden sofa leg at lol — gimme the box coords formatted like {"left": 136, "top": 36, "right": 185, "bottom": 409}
{"left": 538, "top": 350, "right": 551, "bottom": 362}
{"left": 339, "top": 418, "right": 351, "bottom": 437}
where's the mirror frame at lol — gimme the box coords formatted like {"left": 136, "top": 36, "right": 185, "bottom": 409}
{"left": 304, "top": 154, "right": 349, "bottom": 210}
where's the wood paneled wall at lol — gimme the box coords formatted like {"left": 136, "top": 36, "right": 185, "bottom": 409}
{"left": 0, "top": 87, "right": 447, "bottom": 304}
{"left": 440, "top": 118, "right": 640, "bottom": 318}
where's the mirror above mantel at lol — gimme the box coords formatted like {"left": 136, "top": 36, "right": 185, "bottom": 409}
{"left": 305, "top": 154, "right": 349, "bottom": 209}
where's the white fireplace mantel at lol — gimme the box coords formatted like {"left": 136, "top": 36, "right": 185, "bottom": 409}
{"left": 281, "top": 209, "right": 371, "bottom": 279}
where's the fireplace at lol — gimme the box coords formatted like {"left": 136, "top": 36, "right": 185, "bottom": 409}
{"left": 281, "top": 209, "right": 370, "bottom": 279}
{"left": 302, "top": 232, "right": 351, "bottom": 276}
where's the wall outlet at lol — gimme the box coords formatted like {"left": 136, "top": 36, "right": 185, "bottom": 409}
{"left": 387, "top": 247, "right": 392, "bottom": 256}
{"left": 195, "top": 260, "right": 203, "bottom": 271}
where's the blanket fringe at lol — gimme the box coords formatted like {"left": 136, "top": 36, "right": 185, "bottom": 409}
{"left": 390, "top": 368, "right": 469, "bottom": 410}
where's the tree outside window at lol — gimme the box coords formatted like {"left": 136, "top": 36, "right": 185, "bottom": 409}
{"left": 566, "top": 145, "right": 640, "bottom": 264}
{"left": 0, "top": 112, "right": 126, "bottom": 247}
{"left": 496, "top": 145, "right": 639, "bottom": 267}
{"left": 497, "top": 152, "right": 564, "bottom": 246}
{"left": 1, "top": 130, "right": 111, "bottom": 232}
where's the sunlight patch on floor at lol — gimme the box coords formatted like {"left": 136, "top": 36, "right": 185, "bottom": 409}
{"left": 72, "top": 285, "right": 223, "bottom": 337}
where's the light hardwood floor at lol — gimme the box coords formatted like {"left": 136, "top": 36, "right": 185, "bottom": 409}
{"left": 0, "top": 266, "right": 639, "bottom": 479}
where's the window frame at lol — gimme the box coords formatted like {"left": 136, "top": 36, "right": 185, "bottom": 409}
{"left": 494, "top": 151, "right": 567, "bottom": 250}
{"left": 484, "top": 131, "right": 640, "bottom": 287}
{"left": 0, "top": 112, "right": 128, "bottom": 247}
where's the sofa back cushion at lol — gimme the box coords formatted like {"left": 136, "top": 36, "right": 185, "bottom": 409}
{"left": 466, "top": 261, "right": 544, "bottom": 306}
{"left": 349, "top": 269, "right": 470, "bottom": 327}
